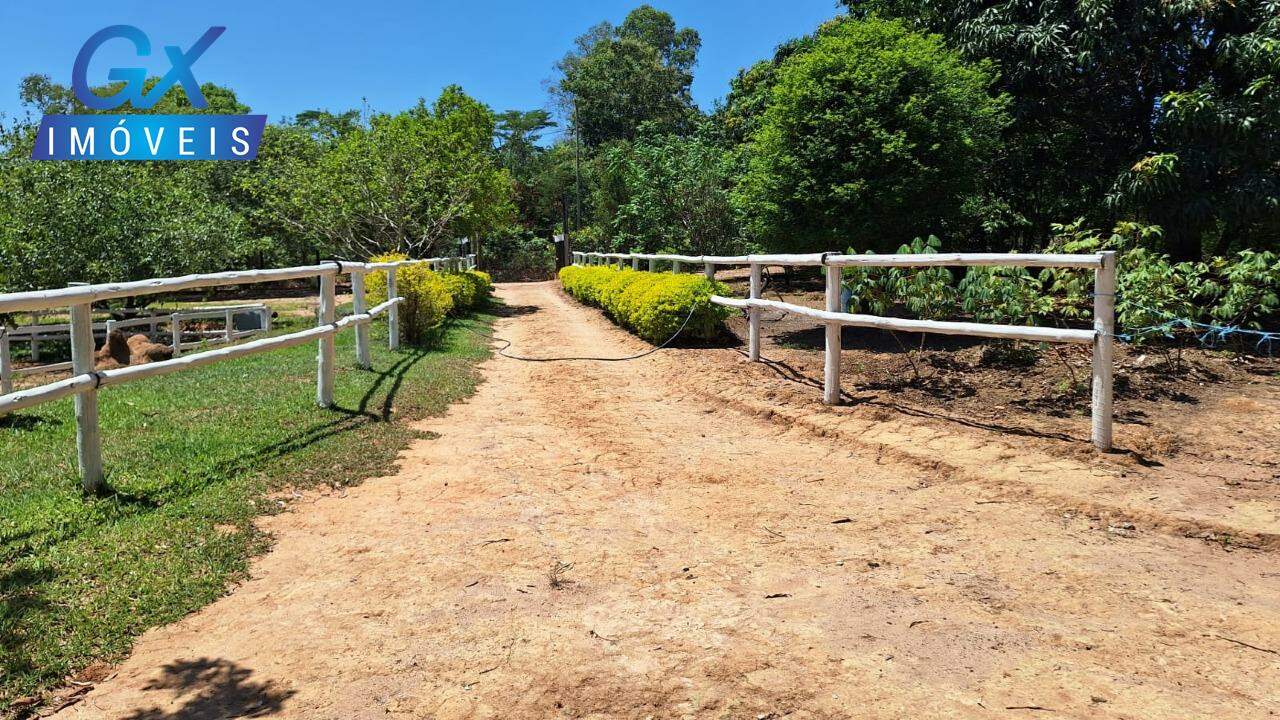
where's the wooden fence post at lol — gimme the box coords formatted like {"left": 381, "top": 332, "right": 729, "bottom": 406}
{"left": 70, "top": 302, "right": 104, "bottom": 493}
{"left": 387, "top": 267, "right": 400, "bottom": 350}
{"left": 224, "top": 309, "right": 235, "bottom": 343}
{"left": 30, "top": 331, "right": 40, "bottom": 362}
{"left": 351, "top": 267, "right": 371, "bottom": 369}
{"left": 0, "top": 330, "right": 12, "bottom": 395}
{"left": 823, "top": 265, "right": 842, "bottom": 405}
{"left": 648, "top": 257, "right": 657, "bottom": 272}
{"left": 704, "top": 262, "right": 715, "bottom": 281}
{"left": 317, "top": 273, "right": 337, "bottom": 407}
{"left": 672, "top": 260, "right": 683, "bottom": 274}
{"left": 749, "top": 262, "right": 762, "bottom": 362}
{"left": 170, "top": 313, "right": 182, "bottom": 357}
{"left": 632, "top": 257, "right": 641, "bottom": 271}
{"left": 1091, "top": 250, "right": 1117, "bottom": 451}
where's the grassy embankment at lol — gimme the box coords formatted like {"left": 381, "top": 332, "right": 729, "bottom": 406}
{"left": 0, "top": 305, "right": 494, "bottom": 709}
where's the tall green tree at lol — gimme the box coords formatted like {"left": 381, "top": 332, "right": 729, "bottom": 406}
{"left": 733, "top": 17, "right": 1009, "bottom": 253}
{"left": 599, "top": 130, "right": 741, "bottom": 255}
{"left": 495, "top": 109, "right": 556, "bottom": 176}
{"left": 274, "top": 86, "right": 515, "bottom": 259}
{"left": 552, "top": 5, "right": 702, "bottom": 147}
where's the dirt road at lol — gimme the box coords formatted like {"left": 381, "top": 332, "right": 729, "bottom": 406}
{"left": 59, "top": 281, "right": 1279, "bottom": 719}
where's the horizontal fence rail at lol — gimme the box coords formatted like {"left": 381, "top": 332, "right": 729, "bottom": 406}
{"left": 571, "top": 250, "right": 1117, "bottom": 451}
{"left": 0, "top": 255, "right": 475, "bottom": 492}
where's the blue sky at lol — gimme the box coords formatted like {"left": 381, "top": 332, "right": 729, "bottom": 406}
{"left": 0, "top": 1, "right": 844, "bottom": 127}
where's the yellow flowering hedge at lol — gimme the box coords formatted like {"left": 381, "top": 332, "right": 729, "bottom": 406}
{"left": 559, "top": 265, "right": 731, "bottom": 344}
{"left": 365, "top": 253, "right": 453, "bottom": 345}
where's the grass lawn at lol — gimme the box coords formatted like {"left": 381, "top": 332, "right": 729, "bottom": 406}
{"left": 0, "top": 306, "right": 495, "bottom": 709}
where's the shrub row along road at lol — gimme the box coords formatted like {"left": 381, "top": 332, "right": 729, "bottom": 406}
{"left": 59, "top": 281, "right": 1278, "bottom": 719}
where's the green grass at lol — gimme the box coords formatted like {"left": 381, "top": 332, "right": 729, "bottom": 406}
{"left": 0, "top": 308, "right": 494, "bottom": 709}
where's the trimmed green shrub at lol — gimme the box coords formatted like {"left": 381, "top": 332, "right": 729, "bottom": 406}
{"left": 365, "top": 253, "right": 454, "bottom": 345}
{"left": 558, "top": 265, "right": 732, "bottom": 343}
{"left": 439, "top": 270, "right": 493, "bottom": 313}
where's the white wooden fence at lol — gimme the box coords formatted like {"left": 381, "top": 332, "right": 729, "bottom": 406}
{"left": 0, "top": 304, "right": 273, "bottom": 385}
{"left": 0, "top": 254, "right": 475, "bottom": 493}
{"left": 572, "top": 250, "right": 1117, "bottom": 451}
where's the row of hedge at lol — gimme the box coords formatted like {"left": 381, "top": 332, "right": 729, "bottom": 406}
{"left": 366, "top": 253, "right": 493, "bottom": 345}
{"left": 558, "top": 265, "right": 732, "bottom": 344}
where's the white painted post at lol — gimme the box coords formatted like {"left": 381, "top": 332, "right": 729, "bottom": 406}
{"left": 823, "top": 265, "right": 842, "bottom": 405}
{"left": 387, "top": 267, "right": 400, "bottom": 350}
{"left": 704, "top": 262, "right": 715, "bottom": 281}
{"left": 70, "top": 302, "right": 104, "bottom": 493}
{"left": 648, "top": 257, "right": 657, "bottom": 272}
{"left": 352, "top": 268, "right": 371, "bottom": 369}
{"left": 672, "top": 260, "right": 683, "bottom": 274}
{"left": 1091, "top": 251, "right": 1117, "bottom": 451}
{"left": 0, "top": 331, "right": 12, "bottom": 395}
{"left": 632, "top": 257, "right": 641, "bottom": 270}
{"left": 224, "top": 309, "right": 235, "bottom": 343}
{"left": 317, "top": 273, "right": 337, "bottom": 407}
{"left": 749, "top": 262, "right": 762, "bottom": 362}
{"left": 170, "top": 313, "right": 182, "bottom": 357}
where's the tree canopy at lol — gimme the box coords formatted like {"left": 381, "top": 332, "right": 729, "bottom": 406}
{"left": 552, "top": 5, "right": 701, "bottom": 147}
{"left": 733, "top": 17, "right": 1009, "bottom": 253}
{"left": 843, "top": 0, "right": 1280, "bottom": 259}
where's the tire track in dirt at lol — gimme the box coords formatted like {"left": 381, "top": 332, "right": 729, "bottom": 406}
{"left": 58, "top": 282, "right": 1279, "bottom": 720}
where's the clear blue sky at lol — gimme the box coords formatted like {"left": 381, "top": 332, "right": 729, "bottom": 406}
{"left": 0, "top": 0, "right": 844, "bottom": 127}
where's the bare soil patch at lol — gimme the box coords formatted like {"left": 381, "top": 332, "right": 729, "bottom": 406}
{"left": 54, "top": 281, "right": 1279, "bottom": 719}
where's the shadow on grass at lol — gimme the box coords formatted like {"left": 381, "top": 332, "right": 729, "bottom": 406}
{"left": 123, "top": 658, "right": 295, "bottom": 720}
{"left": 0, "top": 414, "right": 62, "bottom": 432}
{"left": 195, "top": 347, "right": 431, "bottom": 488}
{"left": 1, "top": 565, "right": 56, "bottom": 683}
{"left": 741, "top": 350, "right": 1085, "bottom": 444}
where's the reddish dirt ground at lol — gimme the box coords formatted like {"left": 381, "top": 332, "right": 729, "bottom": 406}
{"left": 54, "top": 280, "right": 1279, "bottom": 719}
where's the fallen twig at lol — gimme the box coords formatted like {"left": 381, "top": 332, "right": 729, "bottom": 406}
{"left": 1215, "top": 634, "right": 1278, "bottom": 655}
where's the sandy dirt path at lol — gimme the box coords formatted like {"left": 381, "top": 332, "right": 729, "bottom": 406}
{"left": 59, "top": 282, "right": 1278, "bottom": 719}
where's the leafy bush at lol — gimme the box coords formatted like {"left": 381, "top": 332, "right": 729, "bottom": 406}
{"left": 559, "top": 265, "right": 732, "bottom": 343}
{"left": 836, "top": 226, "right": 1280, "bottom": 350}
{"left": 734, "top": 16, "right": 1009, "bottom": 252}
{"left": 478, "top": 229, "right": 556, "bottom": 281}
{"left": 365, "top": 253, "right": 454, "bottom": 345}
{"left": 1046, "top": 220, "right": 1280, "bottom": 343}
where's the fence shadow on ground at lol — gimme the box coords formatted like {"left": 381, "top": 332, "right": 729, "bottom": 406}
{"left": 742, "top": 350, "right": 1086, "bottom": 444}
{"left": 772, "top": 324, "right": 987, "bottom": 353}
{"left": 202, "top": 348, "right": 431, "bottom": 485}
{"left": 489, "top": 302, "right": 540, "bottom": 319}
{"left": 122, "top": 658, "right": 295, "bottom": 720}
